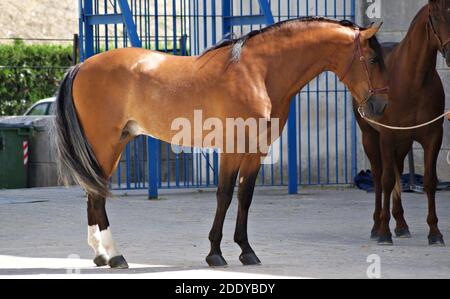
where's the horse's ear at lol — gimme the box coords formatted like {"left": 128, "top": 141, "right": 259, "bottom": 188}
{"left": 428, "top": 0, "right": 441, "bottom": 10}
{"left": 428, "top": 0, "right": 441, "bottom": 8}
{"left": 361, "top": 21, "right": 383, "bottom": 41}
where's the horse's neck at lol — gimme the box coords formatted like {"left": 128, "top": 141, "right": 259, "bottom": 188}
{"left": 255, "top": 24, "right": 346, "bottom": 118}
{"left": 395, "top": 8, "right": 439, "bottom": 86}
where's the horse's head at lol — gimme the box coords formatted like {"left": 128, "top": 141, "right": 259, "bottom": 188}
{"left": 339, "top": 22, "right": 389, "bottom": 118}
{"left": 429, "top": 0, "right": 450, "bottom": 66}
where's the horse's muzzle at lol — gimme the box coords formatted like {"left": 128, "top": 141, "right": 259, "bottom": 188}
{"left": 362, "top": 95, "right": 388, "bottom": 118}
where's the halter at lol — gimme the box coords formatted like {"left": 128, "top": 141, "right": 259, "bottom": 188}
{"left": 428, "top": 13, "right": 450, "bottom": 56}
{"left": 340, "top": 28, "right": 390, "bottom": 112}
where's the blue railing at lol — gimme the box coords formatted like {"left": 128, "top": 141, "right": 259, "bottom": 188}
{"left": 79, "top": 0, "right": 357, "bottom": 197}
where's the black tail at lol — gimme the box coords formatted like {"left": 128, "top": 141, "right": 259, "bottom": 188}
{"left": 52, "top": 64, "right": 109, "bottom": 198}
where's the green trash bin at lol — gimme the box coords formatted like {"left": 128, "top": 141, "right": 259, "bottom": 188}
{"left": 0, "top": 123, "right": 34, "bottom": 189}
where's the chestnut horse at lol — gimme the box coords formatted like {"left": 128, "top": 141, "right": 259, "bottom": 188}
{"left": 54, "top": 18, "right": 389, "bottom": 268}
{"left": 354, "top": 0, "right": 450, "bottom": 246}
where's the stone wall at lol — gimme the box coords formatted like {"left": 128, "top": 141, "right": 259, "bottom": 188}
{"left": 0, "top": 0, "right": 78, "bottom": 43}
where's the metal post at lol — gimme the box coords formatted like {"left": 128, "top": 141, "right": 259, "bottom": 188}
{"left": 351, "top": 0, "right": 358, "bottom": 184}
{"left": 288, "top": 99, "right": 298, "bottom": 194}
{"left": 222, "top": 0, "right": 231, "bottom": 37}
{"left": 120, "top": 0, "right": 156, "bottom": 198}
{"left": 213, "top": 150, "right": 219, "bottom": 185}
{"left": 147, "top": 137, "right": 158, "bottom": 198}
{"left": 258, "top": 0, "right": 274, "bottom": 24}
{"left": 351, "top": 116, "right": 358, "bottom": 183}
{"left": 78, "top": 0, "right": 85, "bottom": 61}
{"left": 72, "top": 34, "right": 79, "bottom": 65}
{"left": 84, "top": 0, "right": 94, "bottom": 58}
{"left": 118, "top": 0, "right": 142, "bottom": 47}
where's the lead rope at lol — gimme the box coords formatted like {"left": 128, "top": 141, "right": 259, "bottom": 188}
{"left": 358, "top": 107, "right": 450, "bottom": 130}
{"left": 360, "top": 110, "right": 450, "bottom": 167}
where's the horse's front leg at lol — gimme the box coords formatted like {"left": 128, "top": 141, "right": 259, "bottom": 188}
{"left": 360, "top": 129, "right": 383, "bottom": 240}
{"left": 392, "top": 144, "right": 412, "bottom": 239}
{"left": 421, "top": 128, "right": 444, "bottom": 246}
{"left": 88, "top": 193, "right": 129, "bottom": 268}
{"left": 206, "top": 154, "right": 242, "bottom": 267}
{"left": 378, "top": 135, "right": 396, "bottom": 245}
{"left": 234, "top": 155, "right": 262, "bottom": 265}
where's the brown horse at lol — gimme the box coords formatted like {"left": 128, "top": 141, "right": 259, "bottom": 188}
{"left": 54, "top": 18, "right": 389, "bottom": 268}
{"left": 354, "top": 0, "right": 450, "bottom": 246}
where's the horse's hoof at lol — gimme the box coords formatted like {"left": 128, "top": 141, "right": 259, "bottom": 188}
{"left": 428, "top": 235, "right": 445, "bottom": 247}
{"left": 370, "top": 231, "right": 379, "bottom": 241}
{"left": 378, "top": 234, "right": 393, "bottom": 246}
{"left": 93, "top": 254, "right": 109, "bottom": 267}
{"left": 206, "top": 254, "right": 228, "bottom": 267}
{"left": 239, "top": 252, "right": 261, "bottom": 266}
{"left": 108, "top": 255, "right": 129, "bottom": 269}
{"left": 395, "top": 227, "right": 411, "bottom": 239}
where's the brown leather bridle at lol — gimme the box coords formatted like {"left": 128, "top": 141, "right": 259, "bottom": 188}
{"left": 341, "top": 28, "right": 390, "bottom": 110}
{"left": 428, "top": 13, "right": 450, "bottom": 56}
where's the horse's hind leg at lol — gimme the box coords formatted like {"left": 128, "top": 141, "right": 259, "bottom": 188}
{"left": 90, "top": 193, "right": 129, "bottom": 268}
{"left": 234, "top": 155, "right": 261, "bottom": 265}
{"left": 86, "top": 132, "right": 131, "bottom": 268}
{"left": 421, "top": 128, "right": 444, "bottom": 246}
{"left": 206, "top": 154, "right": 242, "bottom": 267}
{"left": 87, "top": 195, "right": 109, "bottom": 266}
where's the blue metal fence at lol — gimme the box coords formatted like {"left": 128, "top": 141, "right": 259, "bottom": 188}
{"left": 78, "top": 0, "right": 357, "bottom": 197}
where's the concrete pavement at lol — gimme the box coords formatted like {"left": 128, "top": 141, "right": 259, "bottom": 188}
{"left": 0, "top": 186, "right": 449, "bottom": 278}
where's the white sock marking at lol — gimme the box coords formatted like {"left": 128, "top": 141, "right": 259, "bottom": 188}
{"left": 100, "top": 227, "right": 120, "bottom": 258}
{"left": 87, "top": 225, "right": 108, "bottom": 257}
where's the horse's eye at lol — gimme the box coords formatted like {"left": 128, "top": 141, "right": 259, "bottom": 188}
{"left": 369, "top": 57, "right": 378, "bottom": 64}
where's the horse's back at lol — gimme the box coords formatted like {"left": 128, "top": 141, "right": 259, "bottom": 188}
{"left": 72, "top": 48, "right": 193, "bottom": 107}
{"left": 77, "top": 47, "right": 195, "bottom": 78}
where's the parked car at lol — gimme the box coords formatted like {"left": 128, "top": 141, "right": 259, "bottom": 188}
{"left": 23, "top": 97, "right": 56, "bottom": 116}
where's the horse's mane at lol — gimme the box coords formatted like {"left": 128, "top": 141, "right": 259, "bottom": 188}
{"left": 200, "top": 16, "right": 385, "bottom": 70}
{"left": 409, "top": 5, "right": 428, "bottom": 28}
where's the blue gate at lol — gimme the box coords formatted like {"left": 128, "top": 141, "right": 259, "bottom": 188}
{"left": 78, "top": 0, "right": 357, "bottom": 198}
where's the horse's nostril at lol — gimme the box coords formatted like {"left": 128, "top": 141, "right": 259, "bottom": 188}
{"left": 380, "top": 101, "right": 388, "bottom": 114}
{"left": 369, "top": 97, "right": 388, "bottom": 117}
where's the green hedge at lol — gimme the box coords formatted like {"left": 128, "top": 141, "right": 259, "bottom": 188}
{"left": 0, "top": 40, "right": 73, "bottom": 116}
